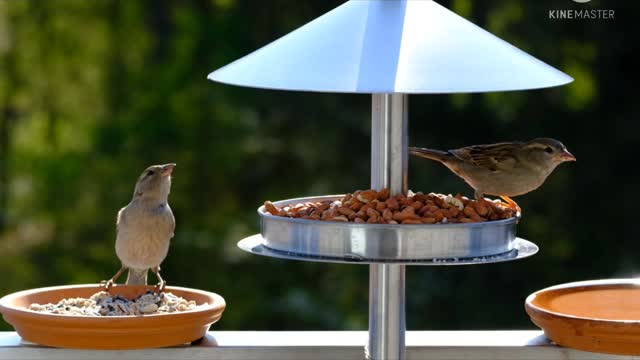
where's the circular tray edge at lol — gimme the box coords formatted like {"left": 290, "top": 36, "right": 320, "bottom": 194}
{"left": 237, "top": 234, "right": 538, "bottom": 265}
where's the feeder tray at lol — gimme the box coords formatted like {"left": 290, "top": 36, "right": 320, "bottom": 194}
{"left": 238, "top": 195, "right": 537, "bottom": 264}
{"left": 239, "top": 234, "right": 536, "bottom": 265}
{"left": 0, "top": 284, "right": 225, "bottom": 349}
{"left": 526, "top": 279, "right": 640, "bottom": 356}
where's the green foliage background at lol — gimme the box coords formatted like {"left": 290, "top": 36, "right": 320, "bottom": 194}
{"left": 0, "top": 0, "right": 637, "bottom": 331}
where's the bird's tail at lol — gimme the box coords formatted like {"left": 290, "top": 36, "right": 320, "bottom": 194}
{"left": 126, "top": 268, "right": 148, "bottom": 285}
{"left": 408, "top": 147, "right": 452, "bottom": 162}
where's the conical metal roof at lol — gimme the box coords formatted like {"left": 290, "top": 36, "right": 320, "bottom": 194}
{"left": 208, "top": 0, "right": 572, "bottom": 93}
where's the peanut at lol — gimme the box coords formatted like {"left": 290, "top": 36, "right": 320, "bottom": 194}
{"left": 471, "top": 215, "right": 487, "bottom": 222}
{"left": 402, "top": 219, "right": 422, "bottom": 224}
{"left": 338, "top": 207, "right": 356, "bottom": 217}
{"left": 316, "top": 203, "right": 330, "bottom": 212}
{"left": 385, "top": 197, "right": 400, "bottom": 210}
{"left": 413, "top": 193, "right": 427, "bottom": 203}
{"left": 264, "top": 201, "right": 280, "bottom": 215}
{"left": 474, "top": 201, "right": 489, "bottom": 217}
{"left": 357, "top": 189, "right": 378, "bottom": 203}
{"left": 393, "top": 207, "right": 420, "bottom": 221}
{"left": 382, "top": 208, "right": 393, "bottom": 221}
{"left": 349, "top": 202, "right": 363, "bottom": 211}
{"left": 377, "top": 188, "right": 390, "bottom": 201}
{"left": 410, "top": 201, "right": 424, "bottom": 211}
{"left": 366, "top": 208, "right": 381, "bottom": 219}
{"left": 427, "top": 205, "right": 439, "bottom": 213}
{"left": 463, "top": 206, "right": 478, "bottom": 218}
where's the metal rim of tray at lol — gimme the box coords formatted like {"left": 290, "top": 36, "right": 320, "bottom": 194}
{"left": 238, "top": 234, "right": 538, "bottom": 265}
{"left": 258, "top": 195, "right": 530, "bottom": 261}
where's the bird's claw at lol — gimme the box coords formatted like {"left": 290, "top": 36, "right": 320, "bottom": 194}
{"left": 499, "top": 196, "right": 521, "bottom": 222}
{"left": 154, "top": 280, "right": 167, "bottom": 293}
{"left": 100, "top": 279, "right": 114, "bottom": 292}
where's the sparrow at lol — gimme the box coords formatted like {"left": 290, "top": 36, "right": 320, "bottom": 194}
{"left": 409, "top": 138, "right": 575, "bottom": 212}
{"left": 101, "top": 163, "right": 176, "bottom": 292}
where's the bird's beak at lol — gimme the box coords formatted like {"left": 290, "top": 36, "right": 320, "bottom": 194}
{"left": 560, "top": 150, "right": 576, "bottom": 162}
{"left": 161, "top": 163, "right": 176, "bottom": 176}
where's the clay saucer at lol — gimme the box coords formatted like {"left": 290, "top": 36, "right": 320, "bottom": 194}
{"left": 526, "top": 279, "right": 640, "bottom": 355}
{"left": 0, "top": 284, "right": 225, "bottom": 349}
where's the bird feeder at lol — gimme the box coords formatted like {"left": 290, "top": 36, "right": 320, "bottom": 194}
{"left": 208, "top": 1, "right": 572, "bottom": 359}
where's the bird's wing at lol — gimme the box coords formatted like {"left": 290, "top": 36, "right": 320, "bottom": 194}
{"left": 450, "top": 142, "right": 520, "bottom": 172}
{"left": 116, "top": 206, "right": 128, "bottom": 233}
{"left": 165, "top": 205, "right": 176, "bottom": 238}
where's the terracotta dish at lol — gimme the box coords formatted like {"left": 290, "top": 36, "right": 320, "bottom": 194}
{"left": 526, "top": 279, "right": 640, "bottom": 355}
{"left": 0, "top": 284, "right": 225, "bottom": 349}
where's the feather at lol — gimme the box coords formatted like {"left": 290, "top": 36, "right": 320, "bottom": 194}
{"left": 450, "top": 142, "right": 520, "bottom": 172}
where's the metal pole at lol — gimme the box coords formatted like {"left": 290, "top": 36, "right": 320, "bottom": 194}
{"left": 368, "top": 93, "right": 408, "bottom": 360}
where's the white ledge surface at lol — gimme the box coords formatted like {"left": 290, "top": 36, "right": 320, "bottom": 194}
{"left": 0, "top": 331, "right": 636, "bottom": 360}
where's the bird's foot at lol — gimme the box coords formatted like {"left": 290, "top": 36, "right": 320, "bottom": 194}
{"left": 99, "top": 279, "right": 115, "bottom": 292}
{"left": 154, "top": 280, "right": 167, "bottom": 293}
{"left": 100, "top": 267, "right": 126, "bottom": 292}
{"left": 500, "top": 196, "right": 522, "bottom": 220}
{"left": 152, "top": 266, "right": 166, "bottom": 293}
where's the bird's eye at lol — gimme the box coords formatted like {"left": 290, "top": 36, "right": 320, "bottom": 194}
{"left": 544, "top": 147, "right": 553, "bottom": 154}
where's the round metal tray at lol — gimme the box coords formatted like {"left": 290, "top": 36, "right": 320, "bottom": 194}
{"left": 250, "top": 195, "right": 537, "bottom": 263}
{"left": 238, "top": 234, "right": 537, "bottom": 265}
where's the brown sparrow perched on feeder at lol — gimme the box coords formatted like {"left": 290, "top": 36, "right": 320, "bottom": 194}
{"left": 409, "top": 138, "right": 575, "bottom": 212}
{"left": 101, "top": 163, "right": 176, "bottom": 292}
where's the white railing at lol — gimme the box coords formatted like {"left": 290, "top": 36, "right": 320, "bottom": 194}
{"left": 0, "top": 331, "right": 631, "bottom": 360}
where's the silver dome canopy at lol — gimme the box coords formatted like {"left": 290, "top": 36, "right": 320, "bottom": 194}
{"left": 208, "top": 0, "right": 572, "bottom": 93}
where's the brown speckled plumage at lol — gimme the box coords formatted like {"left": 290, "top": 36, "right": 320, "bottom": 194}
{"left": 409, "top": 139, "right": 575, "bottom": 208}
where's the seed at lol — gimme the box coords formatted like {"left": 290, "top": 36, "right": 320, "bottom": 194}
{"left": 140, "top": 303, "right": 159, "bottom": 314}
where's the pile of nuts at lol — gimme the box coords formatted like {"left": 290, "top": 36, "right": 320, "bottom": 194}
{"left": 264, "top": 189, "right": 518, "bottom": 224}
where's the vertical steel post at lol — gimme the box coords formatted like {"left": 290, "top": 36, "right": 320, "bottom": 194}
{"left": 368, "top": 93, "right": 408, "bottom": 360}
